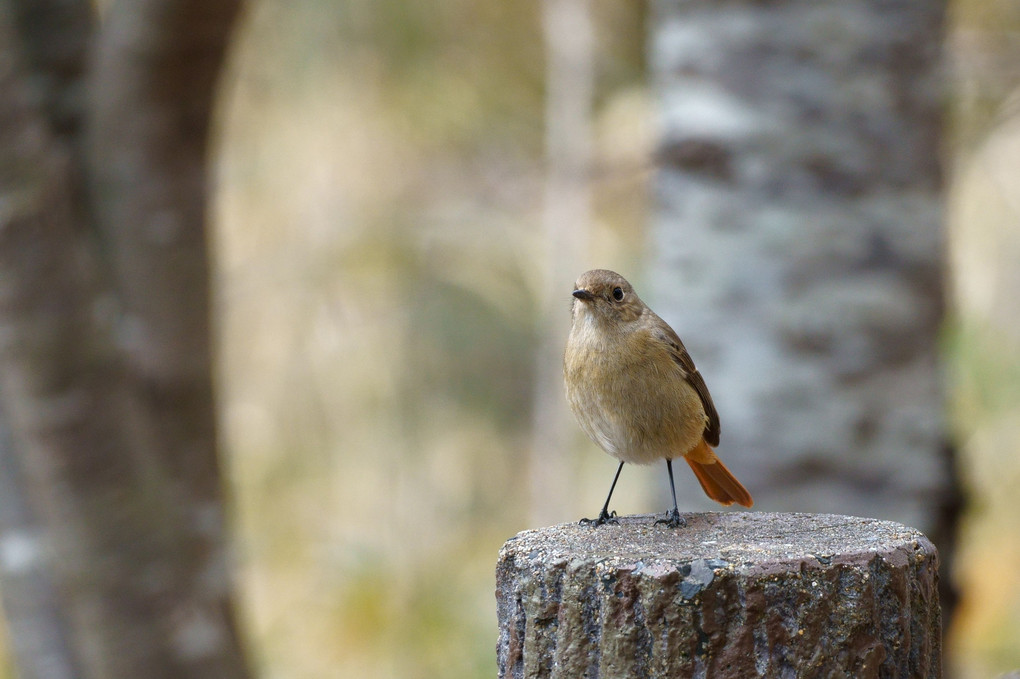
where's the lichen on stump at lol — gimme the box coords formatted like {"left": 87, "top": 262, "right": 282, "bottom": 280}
{"left": 496, "top": 512, "right": 940, "bottom": 678}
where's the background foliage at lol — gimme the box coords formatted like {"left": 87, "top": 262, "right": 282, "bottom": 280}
{"left": 215, "top": 1, "right": 648, "bottom": 677}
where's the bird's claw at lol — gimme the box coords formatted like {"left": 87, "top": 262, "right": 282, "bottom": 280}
{"left": 655, "top": 509, "right": 686, "bottom": 528}
{"left": 580, "top": 510, "right": 618, "bottom": 527}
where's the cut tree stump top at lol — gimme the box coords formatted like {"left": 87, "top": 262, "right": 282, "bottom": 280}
{"left": 500, "top": 512, "right": 933, "bottom": 574}
{"left": 496, "top": 512, "right": 940, "bottom": 679}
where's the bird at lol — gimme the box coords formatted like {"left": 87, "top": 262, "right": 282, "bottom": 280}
{"left": 563, "top": 268, "right": 753, "bottom": 527}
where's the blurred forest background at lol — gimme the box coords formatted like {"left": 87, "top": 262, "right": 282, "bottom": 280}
{"left": 1, "top": 0, "right": 1019, "bottom": 678}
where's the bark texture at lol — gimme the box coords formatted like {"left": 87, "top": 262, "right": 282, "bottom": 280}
{"left": 646, "top": 0, "right": 955, "bottom": 584}
{"left": 0, "top": 416, "right": 78, "bottom": 679}
{"left": 0, "top": 1, "right": 251, "bottom": 677}
{"left": 496, "top": 513, "right": 941, "bottom": 678}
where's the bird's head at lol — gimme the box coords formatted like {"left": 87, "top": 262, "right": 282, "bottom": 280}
{"left": 570, "top": 269, "right": 645, "bottom": 326}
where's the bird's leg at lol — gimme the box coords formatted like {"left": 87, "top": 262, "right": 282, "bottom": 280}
{"left": 580, "top": 461, "right": 624, "bottom": 527}
{"left": 655, "top": 458, "right": 686, "bottom": 528}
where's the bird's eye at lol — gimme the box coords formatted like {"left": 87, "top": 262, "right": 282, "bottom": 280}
{"left": 612, "top": 287, "right": 624, "bottom": 301}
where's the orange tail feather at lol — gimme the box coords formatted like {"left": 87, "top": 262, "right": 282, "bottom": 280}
{"left": 684, "top": 441, "right": 753, "bottom": 508}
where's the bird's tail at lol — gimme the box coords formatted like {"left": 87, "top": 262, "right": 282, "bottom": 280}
{"left": 684, "top": 439, "right": 754, "bottom": 508}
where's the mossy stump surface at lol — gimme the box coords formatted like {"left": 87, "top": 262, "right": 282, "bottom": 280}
{"left": 496, "top": 512, "right": 940, "bottom": 678}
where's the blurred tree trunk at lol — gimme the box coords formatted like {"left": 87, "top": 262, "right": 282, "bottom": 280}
{"left": 0, "top": 1, "right": 252, "bottom": 678}
{"left": 648, "top": 0, "right": 958, "bottom": 610}
{"left": 0, "top": 414, "right": 79, "bottom": 679}
{"left": 530, "top": 0, "right": 594, "bottom": 525}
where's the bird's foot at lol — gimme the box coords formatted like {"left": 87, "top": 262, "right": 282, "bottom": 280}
{"left": 655, "top": 508, "right": 686, "bottom": 528}
{"left": 579, "top": 509, "right": 618, "bottom": 527}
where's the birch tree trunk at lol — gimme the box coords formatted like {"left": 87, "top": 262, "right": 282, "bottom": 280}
{"left": 647, "top": 0, "right": 957, "bottom": 601}
{"left": 0, "top": 1, "right": 252, "bottom": 677}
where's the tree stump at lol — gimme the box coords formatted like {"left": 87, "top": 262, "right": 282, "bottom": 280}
{"left": 496, "top": 512, "right": 940, "bottom": 678}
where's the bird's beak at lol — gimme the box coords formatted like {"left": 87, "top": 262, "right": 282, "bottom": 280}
{"left": 572, "top": 289, "right": 594, "bottom": 301}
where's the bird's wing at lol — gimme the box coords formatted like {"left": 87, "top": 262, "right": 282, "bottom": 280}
{"left": 655, "top": 322, "right": 721, "bottom": 447}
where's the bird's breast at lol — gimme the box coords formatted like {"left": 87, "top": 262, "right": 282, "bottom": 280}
{"left": 564, "top": 326, "right": 707, "bottom": 464}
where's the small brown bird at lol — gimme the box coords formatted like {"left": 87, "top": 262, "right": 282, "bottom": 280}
{"left": 564, "top": 269, "right": 753, "bottom": 527}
